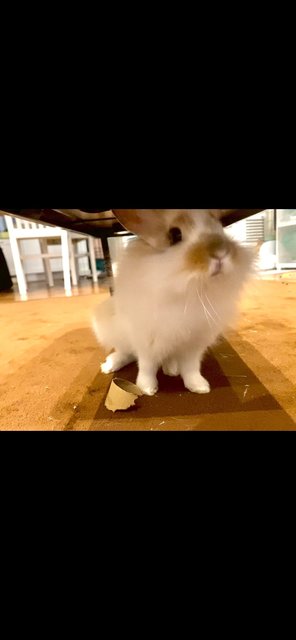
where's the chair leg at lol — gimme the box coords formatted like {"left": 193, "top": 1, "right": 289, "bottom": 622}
{"left": 10, "top": 236, "right": 28, "bottom": 300}
{"left": 69, "top": 238, "right": 78, "bottom": 286}
{"left": 61, "top": 231, "right": 72, "bottom": 296}
{"left": 39, "top": 239, "right": 54, "bottom": 287}
{"left": 100, "top": 235, "right": 114, "bottom": 295}
{"left": 88, "top": 238, "right": 98, "bottom": 283}
{"left": 101, "top": 236, "right": 113, "bottom": 277}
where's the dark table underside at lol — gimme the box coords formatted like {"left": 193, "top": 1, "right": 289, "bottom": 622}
{"left": 1, "top": 209, "right": 266, "bottom": 237}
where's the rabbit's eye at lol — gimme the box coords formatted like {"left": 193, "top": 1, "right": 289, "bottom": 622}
{"left": 169, "top": 227, "right": 182, "bottom": 245}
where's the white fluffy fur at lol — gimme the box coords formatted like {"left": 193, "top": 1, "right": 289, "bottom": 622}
{"left": 92, "top": 210, "right": 254, "bottom": 395}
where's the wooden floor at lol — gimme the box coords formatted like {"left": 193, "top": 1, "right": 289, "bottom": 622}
{"left": 0, "top": 276, "right": 296, "bottom": 430}
{"left": 2, "top": 275, "right": 111, "bottom": 302}
{"left": 4, "top": 270, "right": 296, "bottom": 302}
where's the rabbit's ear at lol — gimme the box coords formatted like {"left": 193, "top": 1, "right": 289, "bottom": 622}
{"left": 209, "top": 210, "right": 223, "bottom": 220}
{"left": 113, "top": 210, "right": 168, "bottom": 249}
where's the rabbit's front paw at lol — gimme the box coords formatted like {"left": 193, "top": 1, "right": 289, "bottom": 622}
{"left": 136, "top": 374, "right": 158, "bottom": 396}
{"left": 101, "top": 352, "right": 135, "bottom": 374}
{"left": 184, "top": 374, "right": 211, "bottom": 394}
{"left": 101, "top": 359, "right": 114, "bottom": 374}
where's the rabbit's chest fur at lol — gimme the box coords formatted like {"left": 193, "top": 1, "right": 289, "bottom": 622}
{"left": 115, "top": 275, "right": 236, "bottom": 361}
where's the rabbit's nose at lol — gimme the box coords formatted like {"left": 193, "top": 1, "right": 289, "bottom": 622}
{"left": 207, "top": 236, "right": 230, "bottom": 260}
{"left": 210, "top": 247, "right": 229, "bottom": 260}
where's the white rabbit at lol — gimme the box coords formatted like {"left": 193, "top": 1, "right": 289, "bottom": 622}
{"left": 92, "top": 210, "right": 254, "bottom": 396}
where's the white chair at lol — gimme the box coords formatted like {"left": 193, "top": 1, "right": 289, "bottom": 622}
{"left": 4, "top": 215, "right": 97, "bottom": 300}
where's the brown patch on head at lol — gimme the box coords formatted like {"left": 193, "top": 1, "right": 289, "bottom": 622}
{"left": 208, "top": 210, "right": 222, "bottom": 220}
{"left": 185, "top": 243, "right": 210, "bottom": 272}
{"left": 173, "top": 212, "right": 195, "bottom": 233}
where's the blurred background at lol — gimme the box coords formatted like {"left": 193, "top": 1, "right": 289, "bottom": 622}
{"left": 1, "top": 209, "right": 295, "bottom": 300}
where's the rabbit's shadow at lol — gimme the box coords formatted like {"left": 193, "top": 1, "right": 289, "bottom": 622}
{"left": 117, "top": 344, "right": 232, "bottom": 396}
{"left": 96, "top": 338, "right": 282, "bottom": 419}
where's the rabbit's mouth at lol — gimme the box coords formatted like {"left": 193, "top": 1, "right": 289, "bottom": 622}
{"left": 211, "top": 259, "right": 223, "bottom": 276}
{"left": 210, "top": 248, "right": 232, "bottom": 277}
